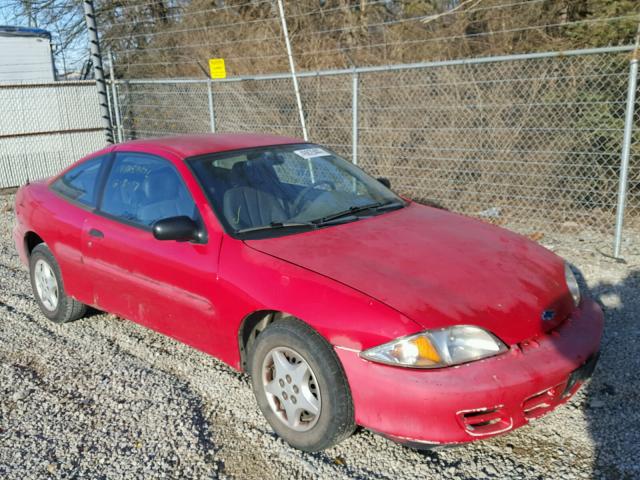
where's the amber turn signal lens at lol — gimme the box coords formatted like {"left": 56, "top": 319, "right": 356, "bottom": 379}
{"left": 414, "top": 336, "right": 441, "bottom": 364}
{"left": 389, "top": 336, "right": 441, "bottom": 366}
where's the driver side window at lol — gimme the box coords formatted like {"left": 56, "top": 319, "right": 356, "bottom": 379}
{"left": 272, "top": 154, "right": 312, "bottom": 186}
{"left": 274, "top": 153, "right": 360, "bottom": 193}
{"left": 309, "top": 156, "right": 358, "bottom": 193}
{"left": 100, "top": 153, "right": 197, "bottom": 228}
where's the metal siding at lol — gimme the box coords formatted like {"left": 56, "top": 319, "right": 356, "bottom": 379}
{"left": 0, "top": 81, "right": 106, "bottom": 188}
{"left": 0, "top": 36, "right": 54, "bottom": 83}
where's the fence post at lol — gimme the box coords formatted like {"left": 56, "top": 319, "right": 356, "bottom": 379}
{"left": 82, "top": 0, "right": 113, "bottom": 144}
{"left": 613, "top": 31, "right": 639, "bottom": 258}
{"left": 276, "top": 0, "right": 308, "bottom": 141}
{"left": 352, "top": 72, "right": 359, "bottom": 165}
{"left": 207, "top": 79, "right": 216, "bottom": 133}
{"left": 108, "top": 50, "right": 123, "bottom": 143}
{"left": 105, "top": 77, "right": 114, "bottom": 133}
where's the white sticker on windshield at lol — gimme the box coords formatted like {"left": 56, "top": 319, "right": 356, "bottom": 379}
{"left": 293, "top": 148, "right": 330, "bottom": 159}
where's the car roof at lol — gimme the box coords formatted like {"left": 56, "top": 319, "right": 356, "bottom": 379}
{"left": 112, "top": 133, "right": 306, "bottom": 159}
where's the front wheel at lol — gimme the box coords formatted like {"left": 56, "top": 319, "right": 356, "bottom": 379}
{"left": 249, "top": 318, "right": 355, "bottom": 451}
{"left": 29, "top": 244, "right": 87, "bottom": 323}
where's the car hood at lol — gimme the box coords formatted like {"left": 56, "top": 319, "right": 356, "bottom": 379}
{"left": 245, "top": 203, "right": 574, "bottom": 345}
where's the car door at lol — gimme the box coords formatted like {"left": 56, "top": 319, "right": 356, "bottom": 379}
{"left": 48, "top": 153, "right": 111, "bottom": 305}
{"left": 81, "top": 151, "right": 222, "bottom": 353}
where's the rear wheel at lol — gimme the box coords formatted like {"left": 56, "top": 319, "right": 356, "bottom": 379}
{"left": 29, "top": 244, "right": 87, "bottom": 323}
{"left": 250, "top": 318, "right": 355, "bottom": 451}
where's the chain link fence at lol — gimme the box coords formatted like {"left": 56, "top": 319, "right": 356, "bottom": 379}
{"left": 108, "top": 46, "right": 640, "bottom": 254}
{"left": 355, "top": 51, "right": 637, "bottom": 236}
{"left": 0, "top": 80, "right": 106, "bottom": 188}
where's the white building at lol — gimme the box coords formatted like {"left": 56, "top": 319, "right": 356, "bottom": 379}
{"left": 0, "top": 26, "right": 55, "bottom": 83}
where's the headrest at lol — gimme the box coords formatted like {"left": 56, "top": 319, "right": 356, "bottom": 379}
{"left": 247, "top": 151, "right": 284, "bottom": 165}
{"left": 143, "top": 167, "right": 179, "bottom": 202}
{"left": 229, "top": 160, "right": 276, "bottom": 187}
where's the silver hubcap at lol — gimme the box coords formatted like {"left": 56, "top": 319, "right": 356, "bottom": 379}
{"left": 34, "top": 259, "right": 58, "bottom": 311}
{"left": 262, "top": 347, "right": 321, "bottom": 432}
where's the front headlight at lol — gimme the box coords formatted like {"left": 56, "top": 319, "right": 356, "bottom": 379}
{"left": 564, "top": 263, "right": 581, "bottom": 307}
{"left": 360, "top": 325, "right": 508, "bottom": 369}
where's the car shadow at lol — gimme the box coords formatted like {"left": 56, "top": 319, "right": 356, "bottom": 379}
{"left": 83, "top": 306, "right": 104, "bottom": 319}
{"left": 577, "top": 266, "right": 640, "bottom": 479}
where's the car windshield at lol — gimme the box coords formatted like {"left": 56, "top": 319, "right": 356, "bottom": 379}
{"left": 188, "top": 144, "right": 403, "bottom": 237}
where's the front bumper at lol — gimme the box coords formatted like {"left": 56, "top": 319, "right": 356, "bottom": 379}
{"left": 335, "top": 298, "right": 604, "bottom": 446}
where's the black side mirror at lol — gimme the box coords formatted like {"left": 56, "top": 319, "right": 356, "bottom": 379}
{"left": 153, "top": 216, "right": 201, "bottom": 242}
{"left": 377, "top": 177, "right": 391, "bottom": 189}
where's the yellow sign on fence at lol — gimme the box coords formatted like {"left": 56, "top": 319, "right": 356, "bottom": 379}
{"left": 208, "top": 58, "right": 226, "bottom": 79}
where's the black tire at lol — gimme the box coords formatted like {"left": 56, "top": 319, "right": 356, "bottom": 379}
{"left": 29, "top": 243, "right": 87, "bottom": 324}
{"left": 249, "top": 318, "right": 355, "bottom": 452}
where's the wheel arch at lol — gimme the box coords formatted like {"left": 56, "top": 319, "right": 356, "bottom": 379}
{"left": 238, "top": 310, "right": 309, "bottom": 371}
{"left": 24, "top": 231, "right": 45, "bottom": 258}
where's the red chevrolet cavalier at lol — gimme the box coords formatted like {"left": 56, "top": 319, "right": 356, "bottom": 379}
{"left": 13, "top": 134, "right": 603, "bottom": 451}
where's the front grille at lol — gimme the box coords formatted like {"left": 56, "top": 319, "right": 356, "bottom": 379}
{"left": 458, "top": 407, "right": 511, "bottom": 436}
{"left": 457, "top": 354, "right": 598, "bottom": 437}
{"left": 522, "top": 382, "right": 567, "bottom": 419}
{"left": 522, "top": 353, "right": 599, "bottom": 419}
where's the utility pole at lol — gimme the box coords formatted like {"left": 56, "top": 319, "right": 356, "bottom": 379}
{"left": 276, "top": 0, "right": 308, "bottom": 141}
{"left": 82, "top": 0, "right": 113, "bottom": 144}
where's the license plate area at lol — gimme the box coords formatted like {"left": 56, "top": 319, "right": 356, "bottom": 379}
{"left": 562, "top": 351, "right": 599, "bottom": 398}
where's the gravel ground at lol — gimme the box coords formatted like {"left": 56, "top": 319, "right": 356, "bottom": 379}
{"left": 0, "top": 191, "right": 639, "bottom": 479}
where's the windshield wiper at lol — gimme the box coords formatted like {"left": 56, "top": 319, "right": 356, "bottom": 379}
{"left": 236, "top": 221, "right": 317, "bottom": 235}
{"left": 237, "top": 202, "right": 405, "bottom": 234}
{"left": 313, "top": 201, "right": 404, "bottom": 225}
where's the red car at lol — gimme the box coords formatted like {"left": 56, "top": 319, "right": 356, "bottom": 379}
{"left": 13, "top": 134, "right": 603, "bottom": 452}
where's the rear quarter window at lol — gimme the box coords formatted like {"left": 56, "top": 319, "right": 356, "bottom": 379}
{"left": 51, "top": 156, "right": 105, "bottom": 207}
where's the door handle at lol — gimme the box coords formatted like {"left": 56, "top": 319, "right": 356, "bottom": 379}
{"left": 88, "top": 228, "right": 104, "bottom": 238}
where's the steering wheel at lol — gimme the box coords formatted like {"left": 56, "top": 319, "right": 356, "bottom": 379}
{"left": 291, "top": 181, "right": 336, "bottom": 214}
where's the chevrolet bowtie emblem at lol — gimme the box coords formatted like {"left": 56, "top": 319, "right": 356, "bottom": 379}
{"left": 541, "top": 310, "right": 556, "bottom": 322}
